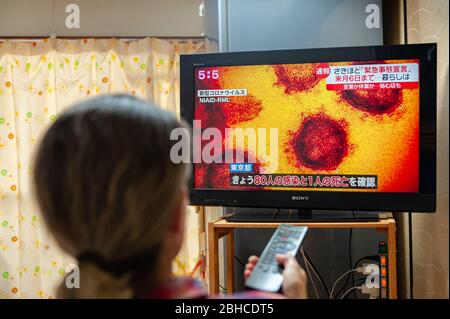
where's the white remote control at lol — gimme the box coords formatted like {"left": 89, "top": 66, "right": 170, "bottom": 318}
{"left": 245, "top": 224, "right": 308, "bottom": 292}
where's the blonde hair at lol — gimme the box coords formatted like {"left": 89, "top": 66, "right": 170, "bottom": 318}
{"left": 33, "top": 95, "right": 189, "bottom": 298}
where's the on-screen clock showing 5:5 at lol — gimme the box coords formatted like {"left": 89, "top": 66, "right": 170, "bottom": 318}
{"left": 198, "top": 69, "right": 219, "bottom": 80}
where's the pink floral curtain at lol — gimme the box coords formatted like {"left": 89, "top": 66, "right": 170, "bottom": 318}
{"left": 0, "top": 37, "right": 207, "bottom": 298}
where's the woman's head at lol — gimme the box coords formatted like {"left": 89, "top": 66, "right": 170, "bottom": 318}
{"left": 33, "top": 94, "right": 189, "bottom": 298}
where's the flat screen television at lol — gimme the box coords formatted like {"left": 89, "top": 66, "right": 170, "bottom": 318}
{"left": 180, "top": 44, "right": 437, "bottom": 212}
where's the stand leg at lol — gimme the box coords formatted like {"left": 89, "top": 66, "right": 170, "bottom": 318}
{"left": 226, "top": 230, "right": 235, "bottom": 294}
{"left": 388, "top": 220, "right": 398, "bottom": 299}
{"left": 208, "top": 222, "right": 219, "bottom": 295}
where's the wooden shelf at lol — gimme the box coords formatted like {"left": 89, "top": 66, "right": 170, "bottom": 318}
{"left": 207, "top": 213, "right": 397, "bottom": 299}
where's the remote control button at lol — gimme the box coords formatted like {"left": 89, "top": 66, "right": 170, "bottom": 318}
{"left": 260, "top": 264, "right": 270, "bottom": 272}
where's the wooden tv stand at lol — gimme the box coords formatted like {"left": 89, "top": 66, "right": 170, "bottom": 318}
{"left": 207, "top": 213, "right": 397, "bottom": 298}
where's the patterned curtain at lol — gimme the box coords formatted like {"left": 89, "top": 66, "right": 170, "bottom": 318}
{"left": 0, "top": 37, "right": 207, "bottom": 298}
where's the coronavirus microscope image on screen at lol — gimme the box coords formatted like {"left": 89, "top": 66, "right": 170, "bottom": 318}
{"left": 194, "top": 59, "right": 420, "bottom": 193}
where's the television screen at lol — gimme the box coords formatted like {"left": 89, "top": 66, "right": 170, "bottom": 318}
{"left": 180, "top": 44, "right": 436, "bottom": 212}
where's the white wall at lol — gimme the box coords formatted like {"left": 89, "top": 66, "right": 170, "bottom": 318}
{"left": 0, "top": 0, "right": 204, "bottom": 37}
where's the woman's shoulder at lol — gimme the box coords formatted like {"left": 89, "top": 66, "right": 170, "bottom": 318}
{"left": 148, "top": 276, "right": 208, "bottom": 299}
{"left": 217, "top": 291, "right": 285, "bottom": 299}
{"left": 148, "top": 276, "right": 284, "bottom": 299}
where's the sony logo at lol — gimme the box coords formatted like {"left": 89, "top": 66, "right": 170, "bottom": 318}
{"left": 291, "top": 196, "right": 310, "bottom": 201}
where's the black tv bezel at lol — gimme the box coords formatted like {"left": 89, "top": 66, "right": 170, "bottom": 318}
{"left": 180, "top": 43, "right": 437, "bottom": 212}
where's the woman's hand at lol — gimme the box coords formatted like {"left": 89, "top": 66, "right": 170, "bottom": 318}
{"left": 275, "top": 254, "right": 308, "bottom": 299}
{"left": 244, "top": 255, "right": 259, "bottom": 280}
{"left": 244, "top": 254, "right": 308, "bottom": 299}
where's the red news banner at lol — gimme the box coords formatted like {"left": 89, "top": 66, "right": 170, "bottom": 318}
{"left": 315, "top": 62, "right": 419, "bottom": 90}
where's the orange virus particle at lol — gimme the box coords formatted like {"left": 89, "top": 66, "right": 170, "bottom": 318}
{"left": 221, "top": 95, "right": 263, "bottom": 126}
{"left": 340, "top": 88, "right": 402, "bottom": 114}
{"left": 273, "top": 64, "right": 321, "bottom": 93}
{"left": 339, "top": 60, "right": 403, "bottom": 114}
{"left": 291, "top": 114, "right": 349, "bottom": 170}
